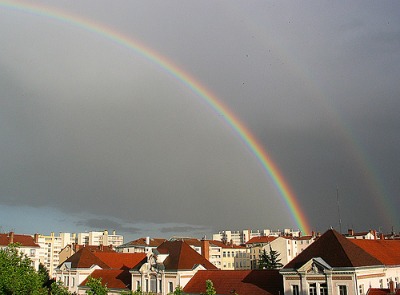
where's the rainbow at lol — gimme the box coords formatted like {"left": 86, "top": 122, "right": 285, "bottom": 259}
{"left": 0, "top": 0, "right": 312, "bottom": 234}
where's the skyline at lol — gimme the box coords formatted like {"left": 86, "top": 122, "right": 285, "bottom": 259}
{"left": 0, "top": 1, "right": 399, "bottom": 241}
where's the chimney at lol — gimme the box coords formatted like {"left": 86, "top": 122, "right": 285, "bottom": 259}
{"left": 9, "top": 232, "right": 14, "bottom": 244}
{"left": 112, "top": 230, "right": 116, "bottom": 235}
{"left": 389, "top": 280, "right": 395, "bottom": 294}
{"left": 380, "top": 233, "right": 385, "bottom": 240}
{"left": 348, "top": 229, "right": 354, "bottom": 236}
{"left": 34, "top": 233, "right": 39, "bottom": 244}
{"left": 201, "top": 239, "right": 210, "bottom": 260}
{"left": 145, "top": 236, "right": 150, "bottom": 245}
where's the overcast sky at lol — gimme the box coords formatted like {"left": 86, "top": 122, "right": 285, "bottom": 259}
{"left": 0, "top": 1, "right": 399, "bottom": 241}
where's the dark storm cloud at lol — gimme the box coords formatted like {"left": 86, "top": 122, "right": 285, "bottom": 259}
{"left": 0, "top": 1, "right": 399, "bottom": 238}
{"left": 160, "top": 226, "right": 209, "bottom": 234}
{"left": 75, "top": 218, "right": 141, "bottom": 234}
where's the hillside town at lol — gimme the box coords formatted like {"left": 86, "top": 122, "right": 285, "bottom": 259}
{"left": 1, "top": 227, "right": 400, "bottom": 295}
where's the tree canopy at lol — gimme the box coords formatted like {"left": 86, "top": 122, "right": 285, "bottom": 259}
{"left": 258, "top": 244, "right": 283, "bottom": 269}
{"left": 0, "top": 244, "right": 46, "bottom": 294}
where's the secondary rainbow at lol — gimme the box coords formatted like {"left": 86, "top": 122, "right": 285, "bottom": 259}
{"left": 0, "top": 0, "right": 312, "bottom": 234}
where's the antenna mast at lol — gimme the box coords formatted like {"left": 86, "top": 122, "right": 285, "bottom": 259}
{"left": 336, "top": 186, "right": 342, "bottom": 234}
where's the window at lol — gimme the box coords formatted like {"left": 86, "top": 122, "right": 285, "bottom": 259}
{"left": 320, "top": 283, "right": 328, "bottom": 295}
{"left": 292, "top": 285, "right": 300, "bottom": 295}
{"left": 223, "top": 251, "right": 226, "bottom": 257}
{"left": 309, "top": 283, "right": 317, "bottom": 295}
{"left": 339, "top": 285, "right": 347, "bottom": 295}
{"left": 169, "top": 282, "right": 174, "bottom": 293}
{"left": 136, "top": 280, "right": 141, "bottom": 290}
{"left": 30, "top": 249, "right": 36, "bottom": 257}
{"left": 71, "top": 277, "right": 75, "bottom": 287}
{"left": 359, "top": 284, "right": 364, "bottom": 294}
{"left": 159, "top": 280, "right": 162, "bottom": 293}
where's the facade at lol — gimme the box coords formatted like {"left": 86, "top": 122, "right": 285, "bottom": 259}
{"left": 36, "top": 232, "right": 74, "bottom": 277}
{"left": 183, "top": 269, "right": 283, "bottom": 295}
{"left": 246, "top": 235, "right": 315, "bottom": 269}
{"left": 130, "top": 240, "right": 217, "bottom": 295}
{"left": 213, "top": 228, "right": 302, "bottom": 245}
{"left": 280, "top": 229, "right": 400, "bottom": 295}
{"left": 213, "top": 240, "right": 250, "bottom": 270}
{"left": 77, "top": 230, "right": 123, "bottom": 247}
{"left": 173, "top": 238, "right": 250, "bottom": 270}
{"left": 0, "top": 232, "right": 41, "bottom": 270}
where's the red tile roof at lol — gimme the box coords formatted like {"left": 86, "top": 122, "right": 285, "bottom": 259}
{"left": 284, "top": 229, "right": 382, "bottom": 269}
{"left": 61, "top": 247, "right": 146, "bottom": 270}
{"left": 246, "top": 236, "right": 277, "bottom": 245}
{"left": 122, "top": 237, "right": 166, "bottom": 248}
{"left": 0, "top": 233, "right": 39, "bottom": 247}
{"left": 62, "top": 247, "right": 110, "bottom": 269}
{"left": 183, "top": 270, "right": 283, "bottom": 295}
{"left": 350, "top": 239, "right": 400, "bottom": 265}
{"left": 80, "top": 269, "right": 131, "bottom": 290}
{"left": 93, "top": 252, "right": 146, "bottom": 269}
{"left": 367, "top": 288, "right": 400, "bottom": 295}
{"left": 210, "top": 240, "right": 246, "bottom": 249}
{"left": 157, "top": 240, "right": 217, "bottom": 271}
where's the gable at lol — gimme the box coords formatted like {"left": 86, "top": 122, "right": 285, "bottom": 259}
{"left": 283, "top": 229, "right": 382, "bottom": 269}
{"left": 298, "top": 258, "right": 332, "bottom": 275}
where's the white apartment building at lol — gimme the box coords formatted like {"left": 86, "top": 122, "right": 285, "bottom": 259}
{"left": 246, "top": 235, "right": 316, "bottom": 269}
{"left": 213, "top": 228, "right": 302, "bottom": 245}
{"left": 37, "top": 232, "right": 74, "bottom": 277}
{"left": 77, "top": 230, "right": 123, "bottom": 247}
{"left": 38, "top": 230, "right": 123, "bottom": 278}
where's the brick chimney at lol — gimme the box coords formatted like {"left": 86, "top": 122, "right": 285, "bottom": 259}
{"left": 8, "top": 232, "right": 14, "bottom": 244}
{"left": 34, "top": 233, "right": 39, "bottom": 244}
{"left": 348, "top": 229, "right": 354, "bottom": 236}
{"left": 201, "top": 239, "right": 210, "bottom": 260}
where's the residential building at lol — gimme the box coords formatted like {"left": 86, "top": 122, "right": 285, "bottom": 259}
{"left": 116, "top": 237, "right": 166, "bottom": 253}
{"left": 130, "top": 239, "right": 217, "bottom": 295}
{"left": 213, "top": 228, "right": 302, "bottom": 245}
{"left": 77, "top": 230, "right": 123, "bottom": 247}
{"left": 56, "top": 246, "right": 145, "bottom": 294}
{"left": 59, "top": 244, "right": 114, "bottom": 265}
{"left": 280, "top": 229, "right": 400, "bottom": 295}
{"left": 344, "top": 229, "right": 378, "bottom": 240}
{"left": 0, "top": 232, "right": 41, "bottom": 270}
{"left": 246, "top": 235, "right": 315, "bottom": 269}
{"left": 173, "top": 238, "right": 250, "bottom": 270}
{"left": 36, "top": 232, "right": 74, "bottom": 277}
{"left": 212, "top": 240, "right": 250, "bottom": 270}
{"left": 183, "top": 269, "right": 283, "bottom": 295}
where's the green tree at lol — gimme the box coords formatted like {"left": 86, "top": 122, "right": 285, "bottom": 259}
{"left": 258, "top": 245, "right": 283, "bottom": 269}
{"left": 85, "top": 276, "right": 109, "bottom": 295}
{"left": 0, "top": 243, "right": 47, "bottom": 294}
{"left": 171, "top": 285, "right": 184, "bottom": 295}
{"left": 50, "top": 281, "right": 72, "bottom": 295}
{"left": 201, "top": 280, "right": 216, "bottom": 295}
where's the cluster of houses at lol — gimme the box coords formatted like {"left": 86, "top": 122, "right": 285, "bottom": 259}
{"left": 1, "top": 228, "right": 400, "bottom": 295}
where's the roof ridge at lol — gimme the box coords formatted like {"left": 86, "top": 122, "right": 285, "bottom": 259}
{"left": 331, "top": 230, "right": 383, "bottom": 266}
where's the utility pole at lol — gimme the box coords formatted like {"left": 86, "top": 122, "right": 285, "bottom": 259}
{"left": 336, "top": 186, "right": 342, "bottom": 234}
